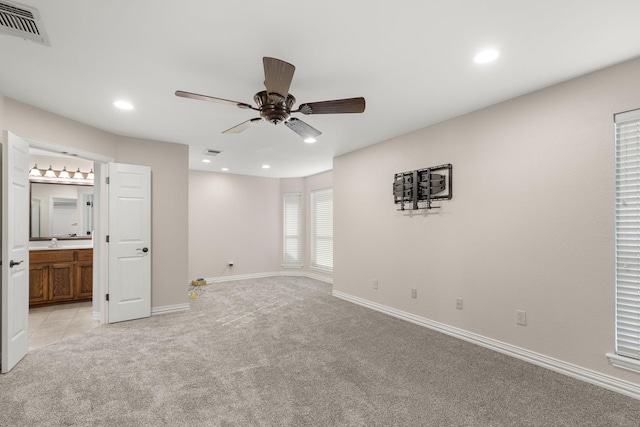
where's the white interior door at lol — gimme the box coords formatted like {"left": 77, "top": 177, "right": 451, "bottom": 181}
{"left": 107, "top": 162, "right": 151, "bottom": 323}
{"left": 1, "top": 132, "right": 30, "bottom": 373}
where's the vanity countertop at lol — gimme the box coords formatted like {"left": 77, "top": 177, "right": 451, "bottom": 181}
{"left": 29, "top": 245, "right": 93, "bottom": 251}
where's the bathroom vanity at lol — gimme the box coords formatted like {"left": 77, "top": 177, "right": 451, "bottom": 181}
{"left": 28, "top": 247, "right": 93, "bottom": 307}
{"left": 28, "top": 175, "right": 95, "bottom": 307}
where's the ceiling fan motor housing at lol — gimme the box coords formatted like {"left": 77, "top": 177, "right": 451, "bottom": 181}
{"left": 254, "top": 91, "right": 296, "bottom": 125}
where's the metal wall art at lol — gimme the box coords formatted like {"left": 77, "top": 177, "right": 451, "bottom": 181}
{"left": 393, "top": 164, "right": 452, "bottom": 210}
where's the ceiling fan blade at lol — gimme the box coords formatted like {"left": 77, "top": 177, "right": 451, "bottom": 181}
{"left": 263, "top": 57, "right": 295, "bottom": 98}
{"left": 222, "top": 118, "right": 263, "bottom": 134}
{"left": 175, "top": 90, "right": 254, "bottom": 109}
{"left": 284, "top": 117, "right": 322, "bottom": 141}
{"left": 296, "top": 97, "right": 366, "bottom": 115}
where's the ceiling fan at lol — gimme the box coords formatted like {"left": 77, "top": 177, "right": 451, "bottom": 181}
{"left": 175, "top": 57, "right": 366, "bottom": 143}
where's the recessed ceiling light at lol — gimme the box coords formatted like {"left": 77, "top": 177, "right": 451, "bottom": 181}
{"left": 304, "top": 137, "right": 316, "bottom": 144}
{"left": 262, "top": 164, "right": 271, "bottom": 169}
{"left": 474, "top": 49, "right": 500, "bottom": 64}
{"left": 221, "top": 168, "right": 229, "bottom": 171}
{"left": 202, "top": 159, "right": 211, "bottom": 163}
{"left": 113, "top": 100, "right": 134, "bottom": 110}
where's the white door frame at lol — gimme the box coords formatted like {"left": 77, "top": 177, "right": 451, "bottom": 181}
{"left": 25, "top": 136, "right": 113, "bottom": 323}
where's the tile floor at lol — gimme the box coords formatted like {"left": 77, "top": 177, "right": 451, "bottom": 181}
{"left": 28, "top": 301, "right": 100, "bottom": 351}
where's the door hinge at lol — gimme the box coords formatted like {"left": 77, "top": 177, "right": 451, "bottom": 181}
{"left": 106, "top": 235, "right": 109, "bottom": 243}
{"left": 106, "top": 293, "right": 109, "bottom": 301}
{"left": 106, "top": 176, "right": 110, "bottom": 184}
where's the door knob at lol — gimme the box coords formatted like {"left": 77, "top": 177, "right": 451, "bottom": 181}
{"left": 137, "top": 247, "right": 149, "bottom": 253}
{"left": 9, "top": 260, "right": 24, "bottom": 268}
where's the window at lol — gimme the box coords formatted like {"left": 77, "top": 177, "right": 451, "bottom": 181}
{"left": 614, "top": 108, "right": 640, "bottom": 361}
{"left": 283, "top": 192, "right": 302, "bottom": 268}
{"left": 311, "top": 187, "right": 333, "bottom": 272}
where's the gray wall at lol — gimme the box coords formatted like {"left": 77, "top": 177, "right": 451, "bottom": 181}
{"left": 188, "top": 169, "right": 334, "bottom": 282}
{"left": 188, "top": 170, "right": 281, "bottom": 280}
{"left": 333, "top": 57, "right": 640, "bottom": 385}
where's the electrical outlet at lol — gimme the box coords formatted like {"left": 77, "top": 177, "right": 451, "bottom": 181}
{"left": 373, "top": 279, "right": 378, "bottom": 290}
{"left": 228, "top": 261, "right": 234, "bottom": 267}
{"left": 411, "top": 288, "right": 417, "bottom": 299}
{"left": 516, "top": 310, "right": 527, "bottom": 326}
{"left": 456, "top": 298, "right": 463, "bottom": 310}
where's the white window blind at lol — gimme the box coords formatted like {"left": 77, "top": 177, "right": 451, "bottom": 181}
{"left": 311, "top": 187, "right": 333, "bottom": 272}
{"left": 615, "top": 108, "right": 640, "bottom": 360}
{"left": 283, "top": 192, "right": 302, "bottom": 268}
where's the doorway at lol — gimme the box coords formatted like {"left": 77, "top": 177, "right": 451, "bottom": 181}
{"left": 27, "top": 149, "right": 99, "bottom": 350}
{"left": 25, "top": 137, "right": 112, "bottom": 328}
{"left": 3, "top": 132, "right": 152, "bottom": 372}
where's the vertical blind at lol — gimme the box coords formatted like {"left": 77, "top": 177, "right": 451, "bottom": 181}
{"left": 283, "top": 192, "right": 302, "bottom": 268}
{"left": 311, "top": 187, "right": 333, "bottom": 272}
{"left": 615, "top": 108, "right": 640, "bottom": 360}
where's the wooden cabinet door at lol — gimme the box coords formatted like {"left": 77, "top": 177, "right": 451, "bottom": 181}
{"left": 49, "top": 263, "right": 75, "bottom": 301}
{"left": 29, "top": 264, "right": 49, "bottom": 305}
{"left": 76, "top": 262, "right": 93, "bottom": 299}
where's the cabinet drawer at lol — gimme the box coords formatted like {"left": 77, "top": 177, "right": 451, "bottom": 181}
{"left": 30, "top": 249, "right": 75, "bottom": 264}
{"left": 76, "top": 248, "right": 93, "bottom": 262}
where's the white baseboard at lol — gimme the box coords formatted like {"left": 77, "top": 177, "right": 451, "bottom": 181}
{"left": 280, "top": 270, "right": 334, "bottom": 284}
{"left": 332, "top": 290, "right": 640, "bottom": 400}
{"left": 151, "top": 303, "right": 190, "bottom": 316}
{"left": 203, "top": 271, "right": 282, "bottom": 283}
{"left": 195, "top": 271, "right": 334, "bottom": 285}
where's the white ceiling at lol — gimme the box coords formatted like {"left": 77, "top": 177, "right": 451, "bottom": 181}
{"left": 1, "top": 1, "right": 640, "bottom": 178}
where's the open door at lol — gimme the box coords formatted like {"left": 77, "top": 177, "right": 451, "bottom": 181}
{"left": 107, "top": 162, "right": 151, "bottom": 323}
{"left": 1, "top": 132, "right": 30, "bottom": 373}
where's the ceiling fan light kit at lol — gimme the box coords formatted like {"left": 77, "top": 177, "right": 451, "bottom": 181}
{"left": 176, "top": 57, "right": 366, "bottom": 142}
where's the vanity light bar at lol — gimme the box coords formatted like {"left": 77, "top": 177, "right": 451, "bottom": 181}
{"left": 29, "top": 165, "right": 94, "bottom": 184}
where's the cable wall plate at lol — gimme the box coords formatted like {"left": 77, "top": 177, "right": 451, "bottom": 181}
{"left": 393, "top": 163, "right": 452, "bottom": 210}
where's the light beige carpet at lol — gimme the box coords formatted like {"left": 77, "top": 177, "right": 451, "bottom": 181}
{"left": 1, "top": 276, "right": 639, "bottom": 426}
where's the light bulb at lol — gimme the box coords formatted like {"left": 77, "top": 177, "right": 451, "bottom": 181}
{"left": 44, "top": 166, "right": 57, "bottom": 178}
{"left": 29, "top": 164, "right": 42, "bottom": 176}
{"left": 58, "top": 167, "right": 70, "bottom": 179}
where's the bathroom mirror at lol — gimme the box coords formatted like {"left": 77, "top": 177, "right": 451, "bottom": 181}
{"left": 30, "top": 182, "right": 94, "bottom": 240}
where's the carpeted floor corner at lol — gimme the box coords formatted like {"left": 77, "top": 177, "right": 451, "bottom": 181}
{"left": 1, "top": 276, "right": 639, "bottom": 426}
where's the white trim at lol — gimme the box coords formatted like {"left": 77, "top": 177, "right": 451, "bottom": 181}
{"left": 204, "top": 271, "right": 282, "bottom": 283}
{"left": 151, "top": 303, "right": 190, "bottom": 316}
{"left": 189, "top": 271, "right": 334, "bottom": 286}
{"left": 606, "top": 353, "right": 640, "bottom": 374}
{"left": 333, "top": 290, "right": 640, "bottom": 401}
{"left": 310, "top": 265, "right": 333, "bottom": 275}
{"left": 280, "top": 270, "right": 333, "bottom": 284}
{"left": 26, "top": 136, "right": 114, "bottom": 163}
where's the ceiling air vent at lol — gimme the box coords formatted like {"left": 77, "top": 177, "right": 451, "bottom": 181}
{"left": 203, "top": 149, "right": 222, "bottom": 157}
{"left": 0, "top": 1, "right": 49, "bottom": 46}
